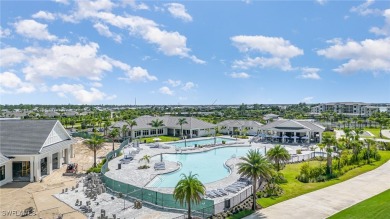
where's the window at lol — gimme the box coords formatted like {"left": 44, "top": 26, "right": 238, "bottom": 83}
{"left": 135, "top": 131, "right": 141, "bottom": 137}
{"left": 158, "top": 128, "right": 164, "bottom": 134}
{"left": 151, "top": 129, "right": 156, "bottom": 135}
{"left": 0, "top": 165, "right": 5, "bottom": 181}
{"left": 142, "top": 130, "right": 149, "bottom": 136}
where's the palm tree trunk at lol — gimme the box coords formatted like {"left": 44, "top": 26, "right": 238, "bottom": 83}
{"left": 253, "top": 177, "right": 257, "bottom": 210}
{"left": 112, "top": 138, "right": 115, "bottom": 151}
{"left": 187, "top": 199, "right": 191, "bottom": 219}
{"left": 327, "top": 146, "right": 332, "bottom": 175}
{"left": 93, "top": 149, "right": 97, "bottom": 168}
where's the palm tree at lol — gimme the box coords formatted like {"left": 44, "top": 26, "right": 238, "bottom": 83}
{"left": 266, "top": 145, "right": 291, "bottom": 171}
{"left": 126, "top": 120, "right": 137, "bottom": 142}
{"left": 121, "top": 124, "right": 129, "bottom": 139}
{"left": 173, "top": 172, "right": 206, "bottom": 219}
{"left": 103, "top": 121, "right": 111, "bottom": 136}
{"left": 321, "top": 132, "right": 336, "bottom": 175}
{"left": 84, "top": 133, "right": 105, "bottom": 168}
{"left": 364, "top": 139, "right": 376, "bottom": 164}
{"left": 150, "top": 119, "right": 164, "bottom": 136}
{"left": 237, "top": 149, "right": 274, "bottom": 210}
{"left": 108, "top": 129, "right": 120, "bottom": 151}
{"left": 139, "top": 155, "right": 151, "bottom": 164}
{"left": 177, "top": 118, "right": 188, "bottom": 139}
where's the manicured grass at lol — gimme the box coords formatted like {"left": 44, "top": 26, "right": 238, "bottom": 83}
{"left": 227, "top": 210, "right": 254, "bottom": 219}
{"left": 364, "top": 128, "right": 389, "bottom": 139}
{"left": 328, "top": 189, "right": 390, "bottom": 219}
{"left": 137, "top": 135, "right": 181, "bottom": 143}
{"left": 257, "top": 151, "right": 390, "bottom": 208}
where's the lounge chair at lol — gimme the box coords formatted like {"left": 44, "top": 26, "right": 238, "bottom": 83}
{"left": 154, "top": 162, "right": 165, "bottom": 170}
{"left": 217, "top": 189, "right": 229, "bottom": 195}
{"left": 212, "top": 190, "right": 224, "bottom": 197}
{"left": 206, "top": 191, "right": 216, "bottom": 198}
{"left": 224, "top": 186, "right": 239, "bottom": 193}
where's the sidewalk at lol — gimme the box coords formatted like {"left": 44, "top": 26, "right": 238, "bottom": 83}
{"left": 245, "top": 160, "right": 390, "bottom": 219}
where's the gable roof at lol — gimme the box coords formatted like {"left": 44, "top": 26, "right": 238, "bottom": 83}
{"left": 260, "top": 119, "right": 325, "bottom": 132}
{"left": 0, "top": 120, "right": 67, "bottom": 156}
{"left": 0, "top": 152, "right": 10, "bottom": 165}
{"left": 112, "top": 116, "right": 216, "bottom": 130}
{"left": 217, "top": 120, "right": 263, "bottom": 128}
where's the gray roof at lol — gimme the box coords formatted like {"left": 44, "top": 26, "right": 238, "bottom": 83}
{"left": 40, "top": 139, "right": 75, "bottom": 154}
{"left": 260, "top": 120, "right": 325, "bottom": 133}
{"left": 0, "top": 120, "right": 60, "bottom": 155}
{"left": 113, "top": 116, "right": 216, "bottom": 130}
{"left": 0, "top": 152, "right": 10, "bottom": 165}
{"left": 217, "top": 120, "right": 263, "bottom": 128}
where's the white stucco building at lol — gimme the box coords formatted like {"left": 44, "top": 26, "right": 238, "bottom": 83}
{"left": 217, "top": 120, "right": 263, "bottom": 136}
{"left": 112, "top": 116, "right": 216, "bottom": 139}
{"left": 0, "top": 120, "right": 74, "bottom": 186}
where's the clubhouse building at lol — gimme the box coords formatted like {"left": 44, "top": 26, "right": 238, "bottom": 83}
{"left": 112, "top": 116, "right": 216, "bottom": 139}
{"left": 0, "top": 120, "right": 74, "bottom": 186}
{"left": 217, "top": 120, "right": 263, "bottom": 136}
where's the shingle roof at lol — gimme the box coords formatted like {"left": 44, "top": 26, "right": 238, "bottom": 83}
{"left": 0, "top": 152, "right": 10, "bottom": 165}
{"left": 112, "top": 116, "right": 216, "bottom": 130}
{"left": 260, "top": 120, "right": 325, "bottom": 132}
{"left": 0, "top": 120, "right": 58, "bottom": 155}
{"left": 40, "top": 139, "right": 75, "bottom": 154}
{"left": 217, "top": 120, "right": 263, "bottom": 128}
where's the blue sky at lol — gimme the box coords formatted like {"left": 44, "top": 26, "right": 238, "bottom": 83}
{"left": 1, "top": 0, "right": 389, "bottom": 105}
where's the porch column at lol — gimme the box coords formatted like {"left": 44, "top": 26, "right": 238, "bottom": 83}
{"left": 30, "top": 156, "right": 34, "bottom": 182}
{"left": 65, "top": 147, "right": 70, "bottom": 164}
{"left": 47, "top": 154, "right": 53, "bottom": 175}
{"left": 35, "top": 156, "right": 40, "bottom": 181}
{"left": 294, "top": 132, "right": 297, "bottom": 143}
{"left": 190, "top": 129, "right": 192, "bottom": 138}
{"left": 58, "top": 149, "right": 63, "bottom": 165}
{"left": 173, "top": 129, "right": 176, "bottom": 137}
{"left": 282, "top": 132, "right": 285, "bottom": 143}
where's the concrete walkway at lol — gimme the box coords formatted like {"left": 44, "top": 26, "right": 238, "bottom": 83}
{"left": 381, "top": 129, "right": 390, "bottom": 139}
{"left": 245, "top": 160, "right": 390, "bottom": 219}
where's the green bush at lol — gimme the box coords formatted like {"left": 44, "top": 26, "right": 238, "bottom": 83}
{"left": 296, "top": 149, "right": 302, "bottom": 154}
{"left": 137, "top": 165, "right": 150, "bottom": 169}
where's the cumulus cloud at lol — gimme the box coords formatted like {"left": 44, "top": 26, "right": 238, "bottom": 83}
{"left": 370, "top": 9, "right": 390, "bottom": 36}
{"left": 0, "top": 72, "right": 35, "bottom": 94}
{"left": 317, "top": 38, "right": 390, "bottom": 74}
{"left": 59, "top": 1, "right": 203, "bottom": 63}
{"left": 299, "top": 67, "right": 321, "bottom": 79}
{"left": 165, "top": 79, "right": 181, "bottom": 87}
{"left": 53, "top": 0, "right": 69, "bottom": 5}
{"left": 14, "top": 19, "right": 58, "bottom": 41}
{"left": 0, "top": 26, "right": 11, "bottom": 38}
{"left": 316, "top": 0, "right": 327, "bottom": 5}
{"left": 51, "top": 83, "right": 116, "bottom": 104}
{"left": 182, "top": 82, "right": 197, "bottom": 91}
{"left": 0, "top": 47, "right": 26, "bottom": 67}
{"left": 302, "top": 96, "right": 314, "bottom": 103}
{"left": 32, "top": 11, "right": 56, "bottom": 20}
{"left": 109, "top": 58, "right": 157, "bottom": 82}
{"left": 230, "top": 72, "right": 250, "bottom": 78}
{"left": 159, "top": 86, "right": 174, "bottom": 95}
{"left": 231, "top": 35, "right": 303, "bottom": 71}
{"left": 93, "top": 22, "right": 122, "bottom": 42}
{"left": 350, "top": 0, "right": 381, "bottom": 16}
{"left": 165, "top": 3, "right": 193, "bottom": 22}
{"left": 121, "top": 0, "right": 149, "bottom": 10}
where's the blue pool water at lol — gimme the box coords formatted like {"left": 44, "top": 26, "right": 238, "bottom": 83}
{"left": 168, "top": 137, "right": 235, "bottom": 148}
{"left": 146, "top": 146, "right": 254, "bottom": 188}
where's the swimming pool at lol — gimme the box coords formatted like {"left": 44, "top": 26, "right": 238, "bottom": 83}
{"left": 146, "top": 146, "right": 254, "bottom": 188}
{"left": 167, "top": 137, "right": 236, "bottom": 148}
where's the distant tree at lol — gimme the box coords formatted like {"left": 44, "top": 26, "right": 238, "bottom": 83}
{"left": 108, "top": 129, "right": 119, "bottom": 151}
{"left": 177, "top": 118, "right": 188, "bottom": 139}
{"left": 126, "top": 120, "right": 137, "bottom": 141}
{"left": 150, "top": 119, "right": 164, "bottom": 136}
{"left": 84, "top": 134, "right": 105, "bottom": 167}
{"left": 266, "top": 145, "right": 291, "bottom": 171}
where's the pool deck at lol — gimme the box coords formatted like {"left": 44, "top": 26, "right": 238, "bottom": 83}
{"left": 105, "top": 136, "right": 315, "bottom": 203}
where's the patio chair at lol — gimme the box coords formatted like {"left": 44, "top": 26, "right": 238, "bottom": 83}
{"left": 217, "top": 189, "right": 229, "bottom": 195}
{"left": 224, "top": 186, "right": 239, "bottom": 193}
{"left": 206, "top": 191, "right": 217, "bottom": 198}
{"left": 211, "top": 190, "right": 224, "bottom": 197}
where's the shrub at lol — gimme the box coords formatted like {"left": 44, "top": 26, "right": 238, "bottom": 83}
{"left": 137, "top": 165, "right": 150, "bottom": 169}
{"left": 222, "top": 140, "right": 226, "bottom": 144}
{"left": 296, "top": 149, "right": 302, "bottom": 154}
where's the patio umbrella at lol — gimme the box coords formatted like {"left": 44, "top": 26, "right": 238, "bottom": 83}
{"left": 258, "top": 133, "right": 266, "bottom": 137}
{"left": 282, "top": 135, "right": 290, "bottom": 139}
{"left": 301, "top": 136, "right": 309, "bottom": 140}
{"left": 153, "top": 137, "right": 161, "bottom": 142}
{"left": 291, "top": 136, "right": 299, "bottom": 139}
{"left": 272, "top": 135, "right": 281, "bottom": 138}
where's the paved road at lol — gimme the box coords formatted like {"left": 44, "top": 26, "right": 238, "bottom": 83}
{"left": 245, "top": 161, "right": 390, "bottom": 219}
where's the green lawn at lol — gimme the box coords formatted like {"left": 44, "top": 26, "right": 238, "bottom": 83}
{"left": 137, "top": 135, "right": 181, "bottom": 143}
{"left": 328, "top": 189, "right": 390, "bottom": 219}
{"left": 364, "top": 128, "right": 389, "bottom": 139}
{"left": 257, "top": 151, "right": 390, "bottom": 208}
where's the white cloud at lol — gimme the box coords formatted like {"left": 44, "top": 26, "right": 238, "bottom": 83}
{"left": 230, "top": 72, "right": 250, "bottom": 78}
{"left": 316, "top": 0, "right": 327, "bottom": 5}
{"left": 159, "top": 86, "right": 174, "bottom": 95}
{"left": 0, "top": 72, "right": 35, "bottom": 93}
{"left": 91, "top": 82, "right": 103, "bottom": 87}
{"left": 22, "top": 42, "right": 112, "bottom": 82}
{"left": 165, "top": 79, "right": 181, "bottom": 87}
{"left": 317, "top": 38, "right": 390, "bottom": 74}
{"left": 93, "top": 22, "right": 122, "bottom": 42}
{"left": 370, "top": 9, "right": 390, "bottom": 36}
{"left": 299, "top": 67, "right": 321, "bottom": 79}
{"left": 109, "top": 58, "right": 157, "bottom": 82}
{"left": 242, "top": 0, "right": 252, "bottom": 4}
{"left": 32, "top": 11, "right": 56, "bottom": 20}
{"left": 231, "top": 35, "right": 303, "bottom": 71}
{"left": 302, "top": 96, "right": 314, "bottom": 103}
{"left": 122, "top": 0, "right": 149, "bottom": 10}
{"left": 350, "top": 0, "right": 381, "bottom": 16}
{"left": 53, "top": 0, "right": 69, "bottom": 5}
{"left": 0, "top": 26, "right": 11, "bottom": 38}
{"left": 182, "top": 82, "right": 197, "bottom": 91}
{"left": 59, "top": 1, "right": 204, "bottom": 63}
{"left": 0, "top": 47, "right": 26, "bottom": 67}
{"left": 14, "top": 19, "right": 58, "bottom": 41}
{"left": 165, "top": 3, "right": 193, "bottom": 22}
{"left": 51, "top": 83, "right": 116, "bottom": 104}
